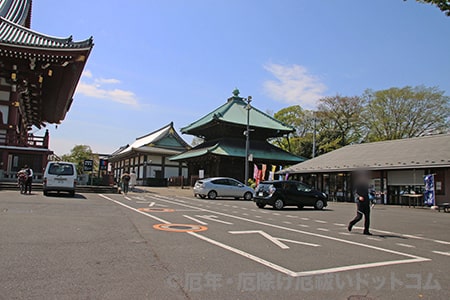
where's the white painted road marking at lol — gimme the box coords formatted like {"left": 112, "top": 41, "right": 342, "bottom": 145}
{"left": 184, "top": 215, "right": 208, "bottom": 225}
{"left": 396, "top": 243, "right": 416, "bottom": 248}
{"left": 432, "top": 251, "right": 450, "bottom": 257}
{"left": 301, "top": 217, "right": 310, "bottom": 221}
{"left": 228, "top": 230, "right": 320, "bottom": 249}
{"left": 317, "top": 228, "right": 329, "bottom": 232}
{"left": 334, "top": 223, "right": 345, "bottom": 226}
{"left": 195, "top": 215, "right": 233, "bottom": 225}
{"left": 315, "top": 220, "right": 327, "bottom": 224}
{"left": 148, "top": 202, "right": 155, "bottom": 207}
{"left": 124, "top": 196, "right": 132, "bottom": 201}
{"left": 103, "top": 194, "right": 432, "bottom": 277}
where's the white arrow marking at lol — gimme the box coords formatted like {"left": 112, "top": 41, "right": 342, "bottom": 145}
{"left": 184, "top": 215, "right": 208, "bottom": 225}
{"left": 228, "top": 230, "right": 320, "bottom": 249}
{"left": 196, "top": 215, "right": 233, "bottom": 225}
{"left": 277, "top": 238, "right": 320, "bottom": 247}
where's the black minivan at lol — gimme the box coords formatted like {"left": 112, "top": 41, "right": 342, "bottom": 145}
{"left": 254, "top": 180, "right": 328, "bottom": 210}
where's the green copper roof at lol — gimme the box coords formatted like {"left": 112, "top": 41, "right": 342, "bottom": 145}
{"left": 181, "top": 96, "right": 294, "bottom": 137}
{"left": 170, "top": 138, "right": 305, "bottom": 163}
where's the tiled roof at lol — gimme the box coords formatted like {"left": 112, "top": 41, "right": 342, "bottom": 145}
{"left": 0, "top": 0, "right": 30, "bottom": 26}
{"left": 110, "top": 123, "right": 190, "bottom": 159}
{"left": 181, "top": 96, "right": 294, "bottom": 135}
{"left": 0, "top": 0, "right": 93, "bottom": 50}
{"left": 280, "top": 134, "right": 450, "bottom": 174}
{"left": 0, "top": 16, "right": 93, "bottom": 49}
{"left": 170, "top": 138, "right": 305, "bottom": 163}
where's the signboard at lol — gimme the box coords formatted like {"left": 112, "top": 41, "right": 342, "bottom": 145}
{"left": 99, "top": 159, "right": 108, "bottom": 171}
{"left": 83, "top": 159, "right": 93, "bottom": 172}
{"left": 199, "top": 170, "right": 205, "bottom": 179}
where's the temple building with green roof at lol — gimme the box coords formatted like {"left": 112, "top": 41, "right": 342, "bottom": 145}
{"left": 170, "top": 89, "right": 305, "bottom": 183}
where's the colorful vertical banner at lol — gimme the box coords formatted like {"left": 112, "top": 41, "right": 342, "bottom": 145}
{"left": 268, "top": 165, "right": 276, "bottom": 181}
{"left": 424, "top": 174, "right": 435, "bottom": 206}
{"left": 261, "top": 164, "right": 267, "bottom": 180}
{"left": 253, "top": 164, "right": 259, "bottom": 180}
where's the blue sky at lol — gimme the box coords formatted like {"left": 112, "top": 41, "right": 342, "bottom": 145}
{"left": 30, "top": 0, "right": 450, "bottom": 155}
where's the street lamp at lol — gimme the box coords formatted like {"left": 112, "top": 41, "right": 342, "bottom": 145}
{"left": 244, "top": 96, "right": 252, "bottom": 185}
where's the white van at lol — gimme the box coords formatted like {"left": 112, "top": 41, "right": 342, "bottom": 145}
{"left": 43, "top": 161, "right": 77, "bottom": 197}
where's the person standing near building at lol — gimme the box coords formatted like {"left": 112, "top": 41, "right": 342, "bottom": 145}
{"left": 130, "top": 170, "right": 137, "bottom": 191}
{"left": 348, "top": 171, "right": 373, "bottom": 235}
{"left": 121, "top": 170, "right": 131, "bottom": 195}
{"left": 23, "top": 165, "right": 33, "bottom": 194}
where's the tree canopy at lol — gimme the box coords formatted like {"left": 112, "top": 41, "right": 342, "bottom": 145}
{"left": 273, "top": 86, "right": 449, "bottom": 158}
{"left": 405, "top": 0, "right": 450, "bottom": 16}
{"left": 61, "top": 145, "right": 95, "bottom": 174}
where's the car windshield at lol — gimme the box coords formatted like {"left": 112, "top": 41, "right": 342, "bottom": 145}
{"left": 48, "top": 163, "right": 74, "bottom": 176}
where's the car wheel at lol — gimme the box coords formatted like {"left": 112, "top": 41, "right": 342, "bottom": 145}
{"left": 43, "top": 190, "right": 48, "bottom": 196}
{"left": 69, "top": 191, "right": 75, "bottom": 197}
{"left": 297, "top": 205, "right": 304, "bottom": 209}
{"left": 273, "top": 199, "right": 284, "bottom": 210}
{"left": 314, "top": 199, "right": 325, "bottom": 210}
{"left": 256, "top": 202, "right": 265, "bottom": 209}
{"left": 208, "top": 190, "right": 217, "bottom": 200}
{"left": 199, "top": 195, "right": 206, "bottom": 199}
{"left": 243, "top": 192, "right": 253, "bottom": 201}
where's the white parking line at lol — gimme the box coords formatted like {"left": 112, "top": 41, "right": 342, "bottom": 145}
{"left": 299, "top": 224, "right": 309, "bottom": 228}
{"left": 317, "top": 228, "right": 329, "bottom": 232}
{"left": 104, "top": 194, "right": 431, "bottom": 278}
{"left": 243, "top": 213, "right": 249, "bottom": 216}
{"left": 287, "top": 215, "right": 298, "bottom": 218}
{"left": 283, "top": 221, "right": 292, "bottom": 225}
{"left": 184, "top": 215, "right": 208, "bottom": 225}
{"left": 339, "top": 232, "right": 352, "bottom": 236}
{"left": 432, "top": 251, "right": 450, "bottom": 257}
{"left": 366, "top": 237, "right": 382, "bottom": 242}
{"left": 124, "top": 196, "right": 132, "bottom": 201}
{"left": 301, "top": 217, "right": 310, "bottom": 221}
{"left": 333, "top": 223, "right": 345, "bottom": 226}
{"left": 273, "top": 213, "right": 281, "bottom": 216}
{"left": 255, "top": 216, "right": 262, "bottom": 218}
{"left": 315, "top": 220, "right": 327, "bottom": 224}
{"left": 396, "top": 243, "right": 416, "bottom": 248}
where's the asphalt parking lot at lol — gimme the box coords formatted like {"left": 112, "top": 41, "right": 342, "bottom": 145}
{"left": 0, "top": 188, "right": 449, "bottom": 299}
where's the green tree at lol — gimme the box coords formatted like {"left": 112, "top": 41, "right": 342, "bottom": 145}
{"left": 273, "top": 105, "right": 314, "bottom": 158}
{"left": 316, "top": 95, "right": 365, "bottom": 150}
{"left": 61, "top": 145, "right": 96, "bottom": 174}
{"left": 404, "top": 0, "right": 450, "bottom": 16}
{"left": 363, "top": 86, "right": 450, "bottom": 141}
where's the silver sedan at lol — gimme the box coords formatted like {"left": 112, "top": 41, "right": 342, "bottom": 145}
{"left": 194, "top": 177, "right": 254, "bottom": 200}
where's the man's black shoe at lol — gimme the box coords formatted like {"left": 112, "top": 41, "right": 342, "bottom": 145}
{"left": 348, "top": 224, "right": 353, "bottom": 232}
{"left": 363, "top": 231, "right": 373, "bottom": 236}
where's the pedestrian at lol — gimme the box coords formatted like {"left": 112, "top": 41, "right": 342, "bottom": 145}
{"left": 130, "top": 169, "right": 137, "bottom": 191}
{"left": 23, "top": 165, "right": 33, "bottom": 194}
{"left": 348, "top": 170, "right": 374, "bottom": 235}
{"left": 121, "top": 170, "right": 131, "bottom": 195}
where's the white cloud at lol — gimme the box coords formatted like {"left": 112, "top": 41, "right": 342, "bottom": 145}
{"left": 95, "top": 78, "right": 121, "bottom": 84}
{"left": 263, "top": 63, "right": 327, "bottom": 108}
{"left": 76, "top": 71, "right": 138, "bottom": 107}
{"left": 82, "top": 70, "right": 93, "bottom": 78}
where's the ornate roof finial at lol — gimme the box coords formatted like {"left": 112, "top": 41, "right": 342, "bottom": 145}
{"left": 232, "top": 88, "right": 240, "bottom": 97}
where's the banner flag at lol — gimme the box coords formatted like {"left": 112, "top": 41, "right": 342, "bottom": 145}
{"left": 424, "top": 174, "right": 435, "bottom": 206}
{"left": 261, "top": 164, "right": 267, "bottom": 180}
{"left": 253, "top": 164, "right": 259, "bottom": 180}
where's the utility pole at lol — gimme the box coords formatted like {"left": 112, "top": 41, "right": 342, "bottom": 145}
{"left": 244, "top": 96, "right": 252, "bottom": 184}
{"left": 312, "top": 113, "right": 317, "bottom": 158}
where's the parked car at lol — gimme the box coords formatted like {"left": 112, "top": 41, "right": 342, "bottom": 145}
{"left": 194, "top": 177, "right": 254, "bottom": 200}
{"left": 254, "top": 180, "right": 327, "bottom": 210}
{"left": 43, "top": 161, "right": 77, "bottom": 197}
